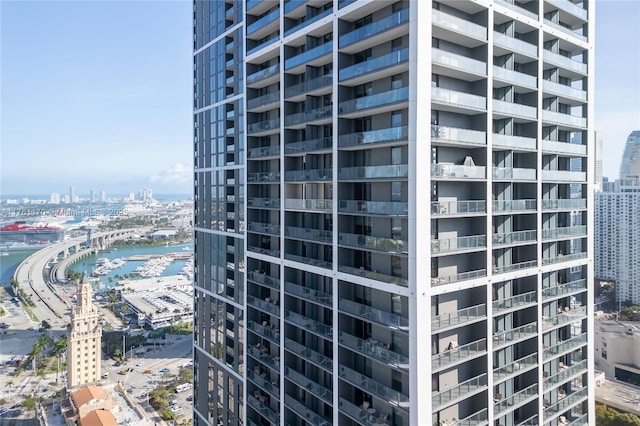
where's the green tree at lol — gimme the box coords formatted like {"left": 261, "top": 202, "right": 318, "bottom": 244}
{"left": 178, "top": 367, "right": 193, "bottom": 384}
{"left": 21, "top": 397, "right": 38, "bottom": 411}
{"left": 161, "top": 408, "right": 176, "bottom": 421}
{"left": 40, "top": 320, "right": 52, "bottom": 331}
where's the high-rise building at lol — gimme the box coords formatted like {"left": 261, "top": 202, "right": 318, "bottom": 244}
{"left": 50, "top": 193, "right": 60, "bottom": 204}
{"left": 619, "top": 131, "right": 640, "bottom": 180}
{"left": 90, "top": 190, "right": 95, "bottom": 202}
{"left": 193, "top": 1, "right": 595, "bottom": 425}
{"left": 70, "top": 186, "right": 78, "bottom": 203}
{"left": 100, "top": 190, "right": 106, "bottom": 202}
{"left": 67, "top": 273, "right": 102, "bottom": 389}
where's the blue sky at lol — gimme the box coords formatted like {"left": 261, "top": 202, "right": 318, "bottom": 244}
{"left": 0, "top": 1, "right": 639, "bottom": 196}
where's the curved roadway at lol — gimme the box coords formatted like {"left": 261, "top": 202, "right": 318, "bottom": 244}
{"left": 13, "top": 228, "right": 149, "bottom": 329}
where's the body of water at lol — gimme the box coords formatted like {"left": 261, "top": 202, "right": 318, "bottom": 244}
{"left": 0, "top": 250, "right": 38, "bottom": 285}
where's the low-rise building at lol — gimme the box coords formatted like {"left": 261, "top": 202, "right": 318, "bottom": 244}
{"left": 595, "top": 316, "right": 640, "bottom": 386}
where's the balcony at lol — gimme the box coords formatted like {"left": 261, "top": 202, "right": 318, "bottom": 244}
{"left": 453, "top": 409, "right": 489, "bottom": 426}
{"left": 247, "top": 37, "right": 279, "bottom": 56}
{"left": 285, "top": 309, "right": 332, "bottom": 337}
{"left": 494, "top": 0, "right": 538, "bottom": 19}
{"left": 542, "top": 80, "right": 587, "bottom": 101}
{"left": 340, "top": 8, "right": 410, "bottom": 50}
{"left": 339, "top": 298, "right": 409, "bottom": 331}
{"left": 542, "top": 140, "right": 587, "bottom": 156}
{"left": 247, "top": 222, "right": 280, "bottom": 236}
{"left": 284, "top": 198, "right": 332, "bottom": 212}
{"left": 247, "top": 295, "right": 280, "bottom": 317}
{"left": 339, "top": 365, "right": 410, "bottom": 409}
{"left": 493, "top": 290, "right": 537, "bottom": 312}
{"left": 547, "top": 0, "right": 588, "bottom": 21}
{"left": 285, "top": 395, "right": 330, "bottom": 425}
{"left": 544, "top": 388, "right": 588, "bottom": 420}
{"left": 285, "top": 253, "right": 332, "bottom": 269}
{"left": 541, "top": 170, "right": 586, "bottom": 182}
{"left": 433, "top": 374, "right": 488, "bottom": 410}
{"left": 432, "top": 87, "right": 487, "bottom": 111}
{"left": 493, "top": 32, "right": 537, "bottom": 58}
{"left": 492, "top": 166, "right": 537, "bottom": 180}
{"left": 542, "top": 306, "right": 587, "bottom": 330}
{"left": 542, "top": 279, "right": 587, "bottom": 301}
{"left": 339, "top": 397, "right": 391, "bottom": 426}
{"left": 285, "top": 8, "right": 333, "bottom": 37}
{"left": 284, "top": 168, "right": 333, "bottom": 182}
{"left": 247, "top": 171, "right": 281, "bottom": 183}
{"left": 544, "top": 359, "right": 588, "bottom": 390}
{"left": 284, "top": 0, "right": 307, "bottom": 15}
{"left": 339, "top": 233, "right": 408, "bottom": 255}
{"left": 543, "top": 50, "right": 587, "bottom": 75}
{"left": 432, "top": 9, "right": 487, "bottom": 41}
{"left": 494, "top": 383, "right": 537, "bottom": 415}
{"left": 433, "top": 48, "right": 487, "bottom": 76}
{"left": 284, "top": 105, "right": 332, "bottom": 127}
{"left": 247, "top": 343, "right": 280, "bottom": 370}
{"left": 247, "top": 394, "right": 280, "bottom": 425}
{"left": 544, "top": 333, "right": 587, "bottom": 360}
{"left": 285, "top": 137, "right": 332, "bottom": 154}
{"left": 247, "top": 369, "right": 279, "bottom": 400}
{"left": 284, "top": 367, "right": 332, "bottom": 404}
{"left": 542, "top": 225, "right": 587, "bottom": 240}
{"left": 339, "top": 126, "right": 408, "bottom": 148}
{"left": 340, "top": 200, "right": 408, "bottom": 216}
{"left": 285, "top": 75, "right": 332, "bottom": 100}
{"left": 542, "top": 110, "right": 587, "bottom": 129}
{"left": 493, "top": 260, "right": 537, "bottom": 274}
{"left": 432, "top": 125, "right": 486, "bottom": 146}
{"left": 339, "top": 48, "right": 409, "bottom": 83}
{"left": 247, "top": 118, "right": 280, "bottom": 136}
{"left": 492, "top": 199, "right": 537, "bottom": 213}
{"left": 339, "top": 265, "right": 408, "bottom": 287}
{"left": 247, "top": 91, "right": 280, "bottom": 112}
{"left": 493, "top": 99, "right": 537, "bottom": 120}
{"left": 432, "top": 200, "right": 486, "bottom": 216}
{"left": 285, "top": 227, "right": 332, "bottom": 243}
{"left": 247, "top": 319, "right": 280, "bottom": 343}
{"left": 432, "top": 304, "right": 486, "bottom": 331}
{"left": 492, "top": 230, "right": 537, "bottom": 247}
{"left": 493, "top": 323, "right": 537, "bottom": 349}
{"left": 544, "top": 19, "right": 587, "bottom": 42}
{"left": 247, "top": 271, "right": 280, "bottom": 290}
{"left": 542, "top": 198, "right": 586, "bottom": 210}
{"left": 248, "top": 145, "right": 281, "bottom": 159}
{"left": 284, "top": 281, "right": 331, "bottom": 306}
{"left": 432, "top": 339, "right": 486, "bottom": 371}
{"left": 543, "top": 252, "right": 587, "bottom": 265}
{"left": 247, "top": 8, "right": 280, "bottom": 38}
{"left": 285, "top": 42, "right": 332, "bottom": 71}
{"left": 431, "top": 269, "right": 487, "bottom": 287}
{"left": 285, "top": 338, "right": 332, "bottom": 370}
{"left": 248, "top": 198, "right": 281, "bottom": 210}
{"left": 494, "top": 353, "right": 537, "bottom": 382}
{"left": 431, "top": 235, "right": 486, "bottom": 254}
{"left": 339, "top": 331, "right": 410, "bottom": 371}
{"left": 339, "top": 164, "right": 408, "bottom": 180}
{"left": 247, "top": 63, "right": 280, "bottom": 88}
{"left": 431, "top": 163, "right": 486, "bottom": 179}
{"left": 339, "top": 87, "right": 409, "bottom": 117}
{"left": 493, "top": 66, "right": 537, "bottom": 89}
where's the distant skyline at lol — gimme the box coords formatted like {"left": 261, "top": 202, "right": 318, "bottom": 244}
{"left": 0, "top": 0, "right": 638, "bottom": 194}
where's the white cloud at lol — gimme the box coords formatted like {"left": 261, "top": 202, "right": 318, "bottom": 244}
{"left": 150, "top": 163, "right": 191, "bottom": 185}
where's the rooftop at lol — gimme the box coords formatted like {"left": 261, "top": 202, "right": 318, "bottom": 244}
{"left": 71, "top": 385, "right": 109, "bottom": 408}
{"left": 80, "top": 409, "right": 118, "bottom": 426}
{"left": 596, "top": 378, "right": 640, "bottom": 416}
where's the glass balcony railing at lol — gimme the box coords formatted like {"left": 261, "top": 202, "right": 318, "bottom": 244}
{"left": 544, "top": 359, "right": 588, "bottom": 390}
{"left": 492, "top": 199, "right": 536, "bottom": 212}
{"left": 432, "top": 87, "right": 487, "bottom": 110}
{"left": 543, "top": 252, "right": 587, "bottom": 265}
{"left": 285, "top": 253, "right": 332, "bottom": 269}
{"left": 493, "top": 99, "right": 537, "bottom": 119}
{"left": 247, "top": 270, "right": 280, "bottom": 289}
{"left": 339, "top": 164, "right": 408, "bottom": 180}
{"left": 284, "top": 168, "right": 333, "bottom": 182}
{"left": 492, "top": 133, "right": 537, "bottom": 150}
{"left": 285, "top": 75, "right": 332, "bottom": 99}
{"left": 247, "top": 172, "right": 280, "bottom": 183}
{"left": 432, "top": 304, "right": 486, "bottom": 331}
{"left": 493, "top": 66, "right": 537, "bottom": 88}
{"left": 431, "top": 163, "right": 486, "bottom": 179}
{"left": 247, "top": 344, "right": 279, "bottom": 370}
{"left": 285, "top": 8, "right": 332, "bottom": 36}
{"left": 247, "top": 319, "right": 280, "bottom": 343}
{"left": 431, "top": 235, "right": 486, "bottom": 254}
{"left": 340, "top": 200, "right": 408, "bottom": 216}
{"left": 339, "top": 233, "right": 408, "bottom": 255}
{"left": 285, "top": 367, "right": 332, "bottom": 404}
{"left": 542, "top": 226, "right": 587, "bottom": 240}
{"left": 494, "top": 0, "right": 538, "bottom": 19}
{"left": 493, "top": 323, "right": 537, "bottom": 349}
{"left": 432, "top": 200, "right": 486, "bottom": 215}
{"left": 568, "top": 413, "right": 589, "bottom": 426}
{"left": 247, "top": 222, "right": 280, "bottom": 235}
{"left": 247, "top": 91, "right": 280, "bottom": 110}
{"left": 339, "top": 397, "right": 392, "bottom": 426}
{"left": 433, "top": 48, "right": 486, "bottom": 75}
{"left": 285, "top": 105, "right": 333, "bottom": 126}
{"left": 247, "top": 8, "right": 279, "bottom": 36}
{"left": 285, "top": 309, "right": 332, "bottom": 337}
{"left": 493, "top": 290, "right": 537, "bottom": 312}
{"left": 493, "top": 353, "right": 537, "bottom": 382}
{"left": 542, "top": 306, "right": 587, "bottom": 330}
{"left": 544, "top": 19, "right": 587, "bottom": 42}
{"left": 247, "top": 369, "right": 279, "bottom": 399}
{"left": 284, "top": 0, "right": 307, "bottom": 15}
{"left": 247, "top": 38, "right": 280, "bottom": 57}
{"left": 340, "top": 48, "right": 409, "bottom": 81}
{"left": 544, "top": 333, "right": 587, "bottom": 360}
{"left": 541, "top": 169, "right": 587, "bottom": 182}
{"left": 285, "top": 227, "right": 332, "bottom": 243}
{"left": 246, "top": 0, "right": 263, "bottom": 13}
{"left": 492, "top": 230, "right": 537, "bottom": 247}
{"left": 542, "top": 279, "right": 587, "bottom": 300}
{"left": 247, "top": 295, "right": 280, "bottom": 316}
{"left": 542, "top": 139, "right": 587, "bottom": 155}
{"left": 339, "top": 87, "right": 409, "bottom": 115}
{"left": 247, "top": 197, "right": 280, "bottom": 209}
{"left": 247, "top": 118, "right": 280, "bottom": 134}
{"left": 543, "top": 80, "right": 587, "bottom": 101}
{"left": 543, "top": 50, "right": 588, "bottom": 75}
{"left": 494, "top": 383, "right": 537, "bottom": 415}
{"left": 339, "top": 365, "right": 410, "bottom": 409}
{"left": 433, "top": 374, "right": 487, "bottom": 410}
{"left": 431, "top": 125, "right": 486, "bottom": 145}
{"left": 340, "top": 8, "right": 410, "bottom": 48}
{"left": 493, "top": 32, "right": 537, "bottom": 57}
{"left": 519, "top": 414, "right": 539, "bottom": 426}
{"left": 431, "top": 269, "right": 487, "bottom": 286}
{"left": 247, "top": 63, "right": 280, "bottom": 86}
{"left": 247, "top": 394, "right": 280, "bottom": 425}
{"left": 285, "top": 137, "right": 332, "bottom": 154}
{"left": 492, "top": 166, "right": 537, "bottom": 180}
{"left": 339, "top": 265, "right": 408, "bottom": 287}
{"left": 285, "top": 338, "right": 332, "bottom": 370}
{"left": 284, "top": 198, "right": 332, "bottom": 211}
{"left": 542, "top": 110, "right": 587, "bottom": 128}
{"left": 432, "top": 339, "right": 486, "bottom": 370}
{"left": 247, "top": 145, "right": 280, "bottom": 159}
{"left": 493, "top": 260, "right": 537, "bottom": 274}
{"left": 339, "top": 298, "right": 409, "bottom": 330}
{"left": 285, "top": 42, "right": 332, "bottom": 70}
{"left": 284, "top": 281, "right": 332, "bottom": 306}
{"left": 432, "top": 9, "right": 487, "bottom": 40}
{"left": 544, "top": 388, "right": 589, "bottom": 420}
{"left": 339, "top": 126, "right": 408, "bottom": 148}
{"left": 547, "top": 0, "right": 588, "bottom": 20}
{"left": 452, "top": 409, "right": 489, "bottom": 426}
{"left": 339, "top": 331, "right": 410, "bottom": 370}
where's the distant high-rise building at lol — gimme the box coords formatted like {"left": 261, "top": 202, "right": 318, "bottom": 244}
{"left": 100, "top": 191, "right": 106, "bottom": 202}
{"left": 67, "top": 273, "right": 102, "bottom": 389}
{"left": 193, "top": 1, "right": 595, "bottom": 425}
{"left": 63, "top": 195, "right": 71, "bottom": 204}
{"left": 90, "top": 190, "right": 95, "bottom": 202}
{"left": 50, "top": 193, "right": 60, "bottom": 204}
{"left": 619, "top": 131, "right": 640, "bottom": 179}
{"left": 70, "top": 186, "right": 78, "bottom": 203}
{"left": 128, "top": 192, "right": 135, "bottom": 201}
